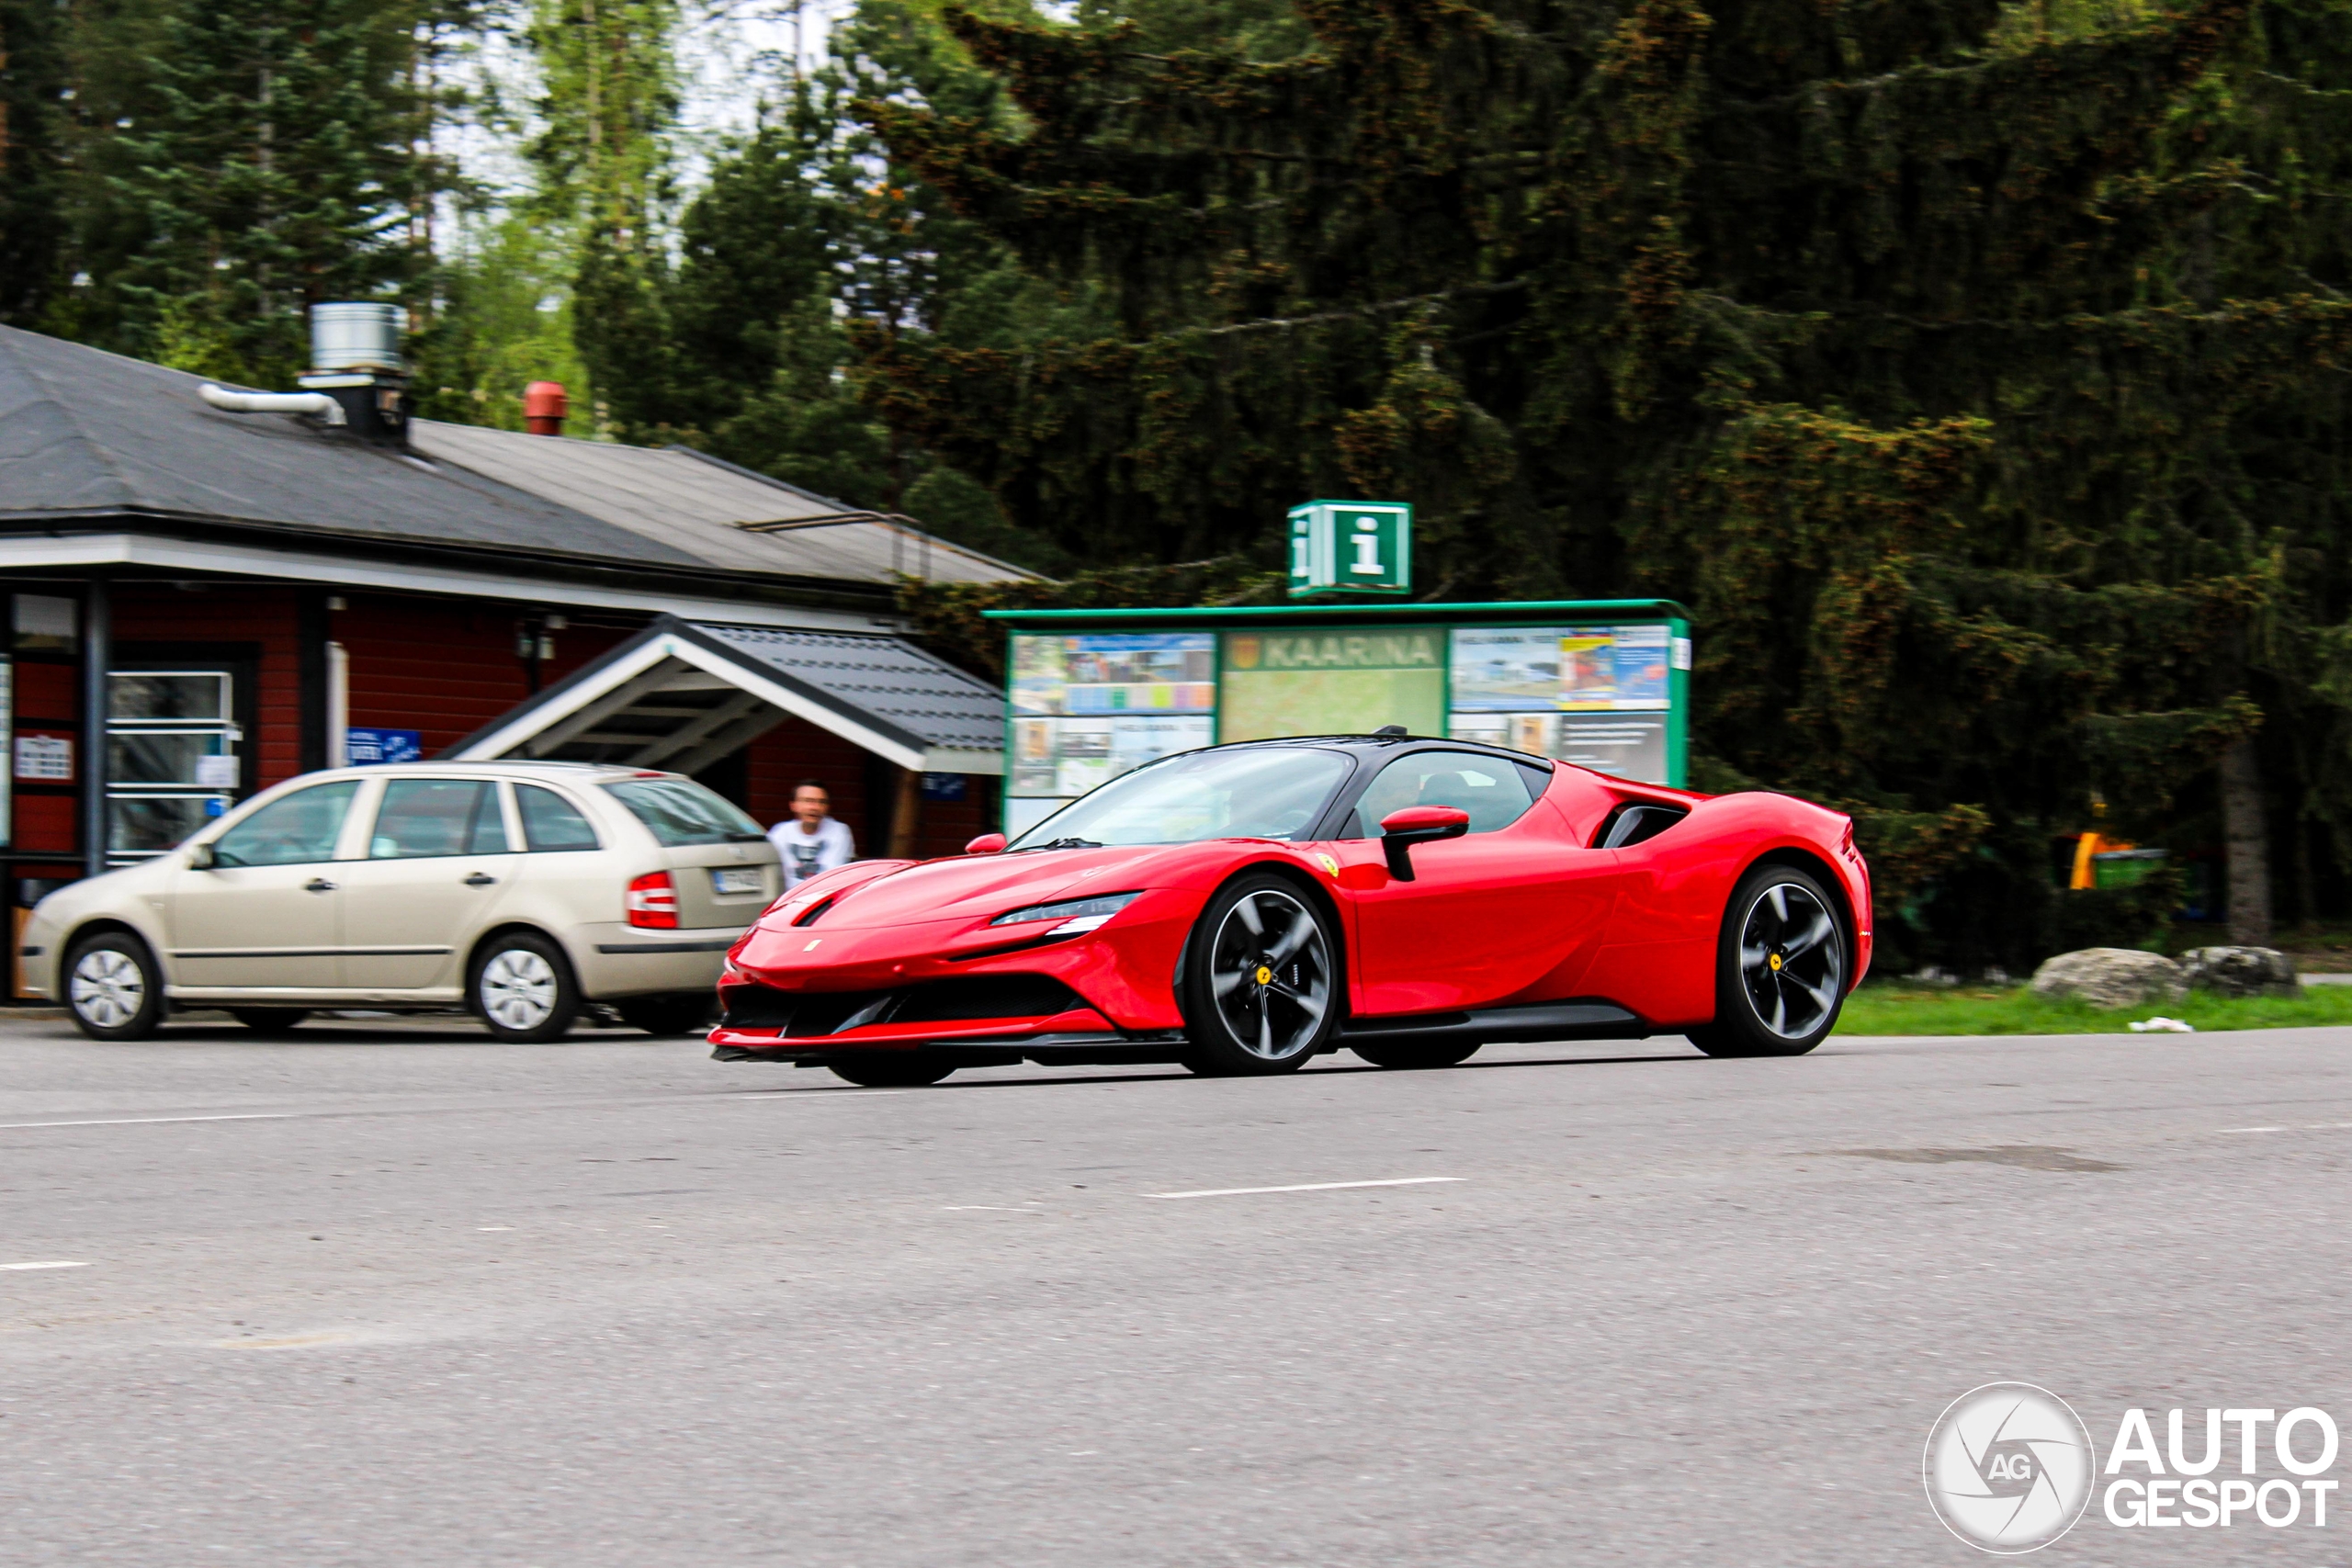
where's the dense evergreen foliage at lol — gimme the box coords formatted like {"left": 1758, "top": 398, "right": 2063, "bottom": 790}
{"left": 8, "top": 0, "right": 2352, "bottom": 965}
{"left": 861, "top": 0, "right": 2352, "bottom": 969}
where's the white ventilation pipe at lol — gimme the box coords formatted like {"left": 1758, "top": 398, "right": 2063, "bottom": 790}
{"left": 326, "top": 640, "right": 349, "bottom": 767}
{"left": 198, "top": 383, "right": 345, "bottom": 424}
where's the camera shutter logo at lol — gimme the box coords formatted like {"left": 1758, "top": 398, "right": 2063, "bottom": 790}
{"left": 1924, "top": 1382, "right": 2095, "bottom": 1552}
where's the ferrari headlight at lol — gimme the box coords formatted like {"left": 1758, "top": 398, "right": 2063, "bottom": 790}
{"left": 989, "top": 890, "right": 1142, "bottom": 934}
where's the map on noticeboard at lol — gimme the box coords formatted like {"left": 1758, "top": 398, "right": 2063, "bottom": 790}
{"left": 1217, "top": 627, "right": 1446, "bottom": 742}
{"left": 1445, "top": 624, "right": 1673, "bottom": 783}
{"left": 1007, "top": 633, "right": 1216, "bottom": 799}
{"left": 1448, "top": 625, "right": 1671, "bottom": 712}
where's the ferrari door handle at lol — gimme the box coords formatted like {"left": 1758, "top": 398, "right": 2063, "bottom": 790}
{"left": 304, "top": 877, "right": 336, "bottom": 893}
{"left": 463, "top": 873, "right": 497, "bottom": 886}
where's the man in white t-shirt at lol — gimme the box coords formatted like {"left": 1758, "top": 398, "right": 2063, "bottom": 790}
{"left": 769, "top": 780, "right": 856, "bottom": 887}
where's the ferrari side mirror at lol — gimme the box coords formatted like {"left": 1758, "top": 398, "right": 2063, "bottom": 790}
{"left": 1378, "top": 806, "right": 1469, "bottom": 882}
{"left": 965, "top": 833, "right": 1008, "bottom": 855}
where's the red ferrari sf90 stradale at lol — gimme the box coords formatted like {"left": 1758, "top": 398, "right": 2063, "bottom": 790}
{"left": 711, "top": 733, "right": 1872, "bottom": 1086}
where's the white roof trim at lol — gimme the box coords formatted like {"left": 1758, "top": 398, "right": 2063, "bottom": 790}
{"left": 659, "top": 636, "right": 927, "bottom": 772}
{"left": 446, "top": 630, "right": 988, "bottom": 774}
{"left": 0, "top": 533, "right": 899, "bottom": 632}
{"left": 448, "top": 637, "right": 684, "bottom": 761}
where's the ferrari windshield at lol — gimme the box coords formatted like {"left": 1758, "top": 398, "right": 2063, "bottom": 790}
{"left": 1009, "top": 747, "right": 1353, "bottom": 849}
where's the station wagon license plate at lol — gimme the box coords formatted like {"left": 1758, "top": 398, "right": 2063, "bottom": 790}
{"left": 710, "top": 867, "right": 765, "bottom": 895}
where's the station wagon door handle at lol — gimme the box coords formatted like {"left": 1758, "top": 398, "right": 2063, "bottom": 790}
{"left": 464, "top": 873, "right": 497, "bottom": 886}
{"left": 304, "top": 878, "right": 336, "bottom": 893}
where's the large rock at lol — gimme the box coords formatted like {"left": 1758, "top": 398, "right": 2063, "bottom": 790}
{"left": 2178, "top": 946, "right": 2299, "bottom": 998}
{"left": 2030, "top": 948, "right": 2187, "bottom": 1009}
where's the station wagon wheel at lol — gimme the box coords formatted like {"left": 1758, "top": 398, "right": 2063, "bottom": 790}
{"left": 469, "top": 931, "right": 582, "bottom": 1043}
{"left": 1181, "top": 875, "right": 1340, "bottom": 1077}
{"left": 63, "top": 931, "right": 165, "bottom": 1042}
{"left": 1688, "top": 864, "right": 1847, "bottom": 1058}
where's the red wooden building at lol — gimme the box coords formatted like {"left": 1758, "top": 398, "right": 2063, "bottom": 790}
{"left": 0, "top": 324, "right": 1025, "bottom": 989}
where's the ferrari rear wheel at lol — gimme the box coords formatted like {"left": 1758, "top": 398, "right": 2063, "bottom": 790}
{"left": 1180, "top": 875, "right": 1340, "bottom": 1077}
{"left": 828, "top": 1054, "right": 956, "bottom": 1088}
{"left": 1689, "top": 863, "right": 1847, "bottom": 1058}
{"left": 1351, "top": 1040, "right": 1480, "bottom": 1070}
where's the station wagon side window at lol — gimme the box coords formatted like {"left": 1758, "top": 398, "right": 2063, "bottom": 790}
{"left": 209, "top": 781, "right": 361, "bottom": 867}
{"left": 368, "top": 780, "right": 510, "bottom": 858}
{"left": 515, "top": 784, "right": 601, "bottom": 852}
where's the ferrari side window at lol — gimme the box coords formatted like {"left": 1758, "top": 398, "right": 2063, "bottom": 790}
{"left": 1355, "top": 752, "right": 1538, "bottom": 835}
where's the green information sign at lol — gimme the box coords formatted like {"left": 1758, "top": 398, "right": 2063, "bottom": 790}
{"left": 1287, "top": 501, "right": 1411, "bottom": 597}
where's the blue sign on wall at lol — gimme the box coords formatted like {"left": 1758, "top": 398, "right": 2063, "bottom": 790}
{"left": 345, "top": 728, "right": 424, "bottom": 765}
{"left": 920, "top": 772, "right": 967, "bottom": 801}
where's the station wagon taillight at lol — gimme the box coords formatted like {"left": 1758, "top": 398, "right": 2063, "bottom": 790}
{"left": 626, "top": 871, "right": 679, "bottom": 929}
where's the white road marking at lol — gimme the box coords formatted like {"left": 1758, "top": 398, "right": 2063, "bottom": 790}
{"left": 0, "top": 1091, "right": 907, "bottom": 1133}
{"left": 2222, "top": 1126, "right": 2286, "bottom": 1134}
{"left": 0, "top": 1112, "right": 294, "bottom": 1130}
{"left": 1148, "top": 1177, "right": 1464, "bottom": 1200}
{"left": 1, "top": 1260, "right": 91, "bottom": 1271}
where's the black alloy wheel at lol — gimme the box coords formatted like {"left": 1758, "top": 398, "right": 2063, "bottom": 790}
{"left": 1351, "top": 1040, "right": 1481, "bottom": 1070}
{"left": 62, "top": 931, "right": 165, "bottom": 1042}
{"left": 828, "top": 1054, "right": 957, "bottom": 1088}
{"left": 1687, "top": 863, "right": 1847, "bottom": 1058}
{"left": 1180, "top": 875, "right": 1340, "bottom": 1077}
{"left": 228, "top": 1008, "right": 311, "bottom": 1035}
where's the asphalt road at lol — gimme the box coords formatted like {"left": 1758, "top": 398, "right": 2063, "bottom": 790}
{"left": 3, "top": 1011, "right": 2348, "bottom": 1565}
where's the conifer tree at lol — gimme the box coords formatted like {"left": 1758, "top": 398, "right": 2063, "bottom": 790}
{"left": 0, "top": 0, "right": 67, "bottom": 322}
{"left": 105, "top": 0, "right": 428, "bottom": 384}
{"left": 527, "top": 0, "right": 681, "bottom": 430}
{"left": 863, "top": 0, "right": 2352, "bottom": 966}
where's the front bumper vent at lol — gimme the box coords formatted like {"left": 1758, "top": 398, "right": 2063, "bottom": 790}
{"left": 719, "top": 975, "right": 1082, "bottom": 1036}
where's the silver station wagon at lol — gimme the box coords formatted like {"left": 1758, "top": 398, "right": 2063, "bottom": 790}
{"left": 22, "top": 761, "right": 781, "bottom": 1043}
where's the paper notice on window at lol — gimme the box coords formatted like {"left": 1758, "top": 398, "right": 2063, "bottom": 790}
{"left": 14, "top": 733, "right": 72, "bottom": 782}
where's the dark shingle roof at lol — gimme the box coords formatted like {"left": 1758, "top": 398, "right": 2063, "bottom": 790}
{"left": 687, "top": 622, "right": 1004, "bottom": 753}
{"left": 0, "top": 325, "right": 702, "bottom": 565}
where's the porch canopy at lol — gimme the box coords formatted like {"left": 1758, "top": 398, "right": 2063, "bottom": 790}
{"left": 444, "top": 615, "right": 1004, "bottom": 778}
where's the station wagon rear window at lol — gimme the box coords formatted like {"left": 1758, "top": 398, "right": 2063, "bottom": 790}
{"left": 604, "top": 778, "right": 763, "bottom": 847}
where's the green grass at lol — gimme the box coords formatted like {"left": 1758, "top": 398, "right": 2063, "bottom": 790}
{"left": 1834, "top": 984, "right": 2352, "bottom": 1036}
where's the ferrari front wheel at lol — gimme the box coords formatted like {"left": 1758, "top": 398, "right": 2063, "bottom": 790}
{"left": 1688, "top": 863, "right": 1847, "bottom": 1058}
{"left": 1180, "top": 875, "right": 1340, "bottom": 1077}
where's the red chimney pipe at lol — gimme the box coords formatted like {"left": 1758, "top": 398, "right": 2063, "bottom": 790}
{"left": 523, "top": 381, "right": 568, "bottom": 436}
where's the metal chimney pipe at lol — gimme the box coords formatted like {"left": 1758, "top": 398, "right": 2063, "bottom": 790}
{"left": 310, "top": 302, "right": 406, "bottom": 374}
{"left": 299, "top": 303, "right": 411, "bottom": 443}
{"left": 523, "top": 382, "right": 568, "bottom": 436}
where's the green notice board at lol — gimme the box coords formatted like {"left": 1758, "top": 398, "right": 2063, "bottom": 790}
{"left": 986, "top": 600, "right": 1690, "bottom": 837}
{"left": 1219, "top": 626, "right": 1445, "bottom": 740}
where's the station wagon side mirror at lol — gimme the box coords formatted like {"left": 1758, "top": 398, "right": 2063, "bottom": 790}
{"left": 186, "top": 841, "right": 217, "bottom": 870}
{"left": 1378, "top": 806, "right": 1469, "bottom": 882}
{"left": 965, "top": 833, "right": 1008, "bottom": 856}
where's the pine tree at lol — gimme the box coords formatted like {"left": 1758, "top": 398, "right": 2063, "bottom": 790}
{"left": 526, "top": 0, "right": 680, "bottom": 431}
{"left": 568, "top": 0, "right": 1079, "bottom": 567}
{"left": 863, "top": 0, "right": 2352, "bottom": 968}
{"left": 0, "top": 0, "right": 68, "bottom": 322}
{"left": 103, "top": 0, "right": 430, "bottom": 384}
